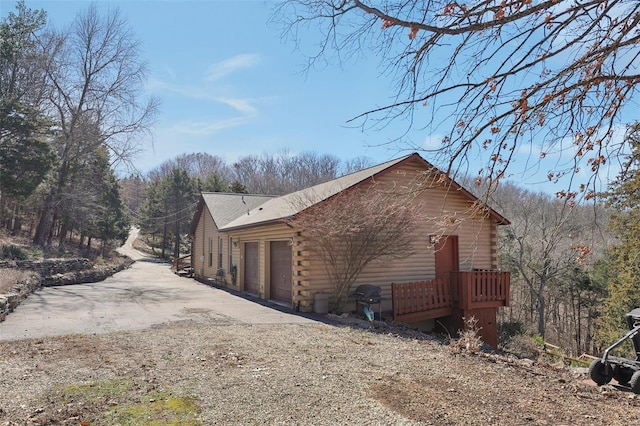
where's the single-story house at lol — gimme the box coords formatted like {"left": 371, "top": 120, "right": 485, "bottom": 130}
{"left": 188, "top": 153, "right": 510, "bottom": 347}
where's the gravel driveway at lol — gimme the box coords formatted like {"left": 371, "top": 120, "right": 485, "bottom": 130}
{"left": 2, "top": 231, "right": 640, "bottom": 424}
{"left": 0, "top": 231, "right": 314, "bottom": 341}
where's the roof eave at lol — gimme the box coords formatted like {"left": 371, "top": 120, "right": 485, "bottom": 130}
{"left": 219, "top": 218, "right": 288, "bottom": 233}
{"left": 188, "top": 197, "right": 205, "bottom": 236}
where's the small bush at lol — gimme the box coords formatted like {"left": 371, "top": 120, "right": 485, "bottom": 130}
{"left": 452, "top": 316, "right": 483, "bottom": 353}
{"left": 498, "top": 320, "right": 524, "bottom": 343}
{"left": 502, "top": 334, "right": 543, "bottom": 360}
{"left": 532, "top": 334, "right": 545, "bottom": 346}
{"left": 1, "top": 244, "right": 28, "bottom": 260}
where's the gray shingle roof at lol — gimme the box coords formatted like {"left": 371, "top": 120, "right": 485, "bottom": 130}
{"left": 219, "top": 155, "right": 413, "bottom": 231}
{"left": 201, "top": 192, "right": 275, "bottom": 228}
{"left": 191, "top": 152, "right": 508, "bottom": 233}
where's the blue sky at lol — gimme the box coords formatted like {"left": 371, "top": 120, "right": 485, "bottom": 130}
{"left": 1, "top": 1, "right": 631, "bottom": 193}
{"left": 3, "top": 0, "right": 415, "bottom": 175}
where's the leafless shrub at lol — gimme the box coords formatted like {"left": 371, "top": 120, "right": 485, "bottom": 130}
{"left": 288, "top": 180, "right": 425, "bottom": 312}
{"left": 452, "top": 316, "right": 483, "bottom": 354}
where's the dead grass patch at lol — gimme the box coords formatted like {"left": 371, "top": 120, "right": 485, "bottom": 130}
{"left": 0, "top": 268, "right": 32, "bottom": 294}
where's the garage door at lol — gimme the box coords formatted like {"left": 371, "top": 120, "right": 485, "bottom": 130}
{"left": 244, "top": 242, "right": 259, "bottom": 295}
{"left": 270, "top": 241, "right": 292, "bottom": 304}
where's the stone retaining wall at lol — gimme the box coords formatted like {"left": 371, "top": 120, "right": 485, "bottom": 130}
{"left": 0, "top": 256, "right": 134, "bottom": 322}
{"left": 0, "top": 273, "right": 41, "bottom": 322}
{"left": 0, "top": 258, "right": 93, "bottom": 276}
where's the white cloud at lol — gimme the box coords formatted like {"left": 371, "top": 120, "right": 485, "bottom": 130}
{"left": 146, "top": 77, "right": 262, "bottom": 114}
{"left": 166, "top": 117, "right": 254, "bottom": 136}
{"left": 215, "top": 97, "right": 257, "bottom": 114}
{"left": 142, "top": 53, "right": 265, "bottom": 148}
{"left": 146, "top": 77, "right": 176, "bottom": 93}
{"left": 146, "top": 78, "right": 213, "bottom": 100}
{"left": 131, "top": 117, "right": 254, "bottom": 173}
{"left": 204, "top": 53, "right": 260, "bottom": 82}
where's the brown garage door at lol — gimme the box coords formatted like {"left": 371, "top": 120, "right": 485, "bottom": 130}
{"left": 270, "top": 241, "right": 292, "bottom": 304}
{"left": 244, "top": 242, "right": 259, "bottom": 295}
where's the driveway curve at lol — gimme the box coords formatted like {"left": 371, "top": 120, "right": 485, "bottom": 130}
{"left": 0, "top": 229, "right": 315, "bottom": 341}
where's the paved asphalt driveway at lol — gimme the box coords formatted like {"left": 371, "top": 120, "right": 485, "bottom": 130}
{"left": 0, "top": 230, "right": 315, "bottom": 341}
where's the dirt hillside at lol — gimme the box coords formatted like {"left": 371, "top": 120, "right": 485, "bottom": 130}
{"left": 2, "top": 318, "right": 639, "bottom": 425}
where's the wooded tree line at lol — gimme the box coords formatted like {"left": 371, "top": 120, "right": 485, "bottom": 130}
{"left": 121, "top": 151, "right": 374, "bottom": 259}
{"left": 479, "top": 123, "right": 640, "bottom": 357}
{"left": 489, "top": 180, "right": 611, "bottom": 356}
{"left": 0, "top": 2, "right": 155, "bottom": 252}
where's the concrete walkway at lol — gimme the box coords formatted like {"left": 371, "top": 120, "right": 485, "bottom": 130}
{"left": 0, "top": 230, "right": 315, "bottom": 341}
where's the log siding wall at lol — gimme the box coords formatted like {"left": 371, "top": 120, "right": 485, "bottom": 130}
{"left": 292, "top": 163, "right": 500, "bottom": 312}
{"left": 192, "top": 161, "right": 504, "bottom": 314}
{"left": 191, "top": 209, "right": 230, "bottom": 283}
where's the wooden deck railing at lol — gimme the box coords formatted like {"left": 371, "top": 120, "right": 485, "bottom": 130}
{"left": 172, "top": 254, "right": 193, "bottom": 276}
{"left": 451, "top": 270, "right": 510, "bottom": 310}
{"left": 392, "top": 278, "right": 454, "bottom": 322}
{"left": 392, "top": 270, "right": 510, "bottom": 322}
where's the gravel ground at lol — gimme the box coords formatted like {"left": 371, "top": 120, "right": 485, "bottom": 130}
{"left": 2, "top": 315, "right": 640, "bottom": 425}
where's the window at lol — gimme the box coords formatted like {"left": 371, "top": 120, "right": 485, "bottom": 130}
{"left": 208, "top": 238, "right": 213, "bottom": 267}
{"left": 218, "top": 237, "right": 223, "bottom": 269}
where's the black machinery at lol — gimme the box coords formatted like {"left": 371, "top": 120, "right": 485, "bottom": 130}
{"left": 352, "top": 284, "right": 383, "bottom": 322}
{"left": 590, "top": 308, "right": 640, "bottom": 393}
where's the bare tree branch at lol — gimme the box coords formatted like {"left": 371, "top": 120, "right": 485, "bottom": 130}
{"left": 33, "top": 4, "right": 158, "bottom": 246}
{"left": 287, "top": 178, "right": 429, "bottom": 312}
{"left": 275, "top": 0, "right": 640, "bottom": 198}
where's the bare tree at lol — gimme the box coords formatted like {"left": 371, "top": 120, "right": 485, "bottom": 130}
{"left": 340, "top": 156, "right": 374, "bottom": 175}
{"left": 232, "top": 150, "right": 343, "bottom": 194}
{"left": 274, "top": 0, "right": 640, "bottom": 198}
{"left": 494, "top": 181, "right": 609, "bottom": 343}
{"left": 119, "top": 174, "right": 148, "bottom": 217}
{"left": 173, "top": 153, "right": 232, "bottom": 181}
{"left": 33, "top": 4, "right": 158, "bottom": 247}
{"left": 288, "top": 181, "right": 424, "bottom": 312}
{"left": 232, "top": 155, "right": 262, "bottom": 192}
{"left": 149, "top": 153, "right": 232, "bottom": 182}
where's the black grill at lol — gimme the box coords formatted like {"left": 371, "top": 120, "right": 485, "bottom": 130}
{"left": 352, "top": 285, "right": 383, "bottom": 321}
{"left": 353, "top": 284, "right": 382, "bottom": 304}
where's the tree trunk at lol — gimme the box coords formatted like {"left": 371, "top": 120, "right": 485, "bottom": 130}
{"left": 58, "top": 219, "right": 69, "bottom": 248}
{"left": 537, "top": 291, "right": 546, "bottom": 338}
{"left": 46, "top": 211, "right": 57, "bottom": 247}
{"left": 33, "top": 194, "right": 55, "bottom": 247}
{"left": 161, "top": 221, "right": 167, "bottom": 258}
{"left": 173, "top": 220, "right": 180, "bottom": 258}
{"left": 574, "top": 293, "right": 582, "bottom": 355}
{"left": 10, "top": 201, "right": 19, "bottom": 233}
